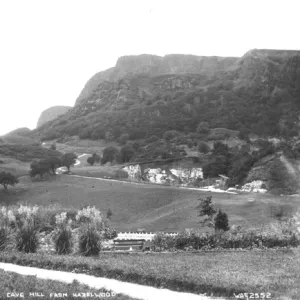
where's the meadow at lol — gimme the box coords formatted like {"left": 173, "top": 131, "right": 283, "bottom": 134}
{"left": 1, "top": 174, "right": 299, "bottom": 232}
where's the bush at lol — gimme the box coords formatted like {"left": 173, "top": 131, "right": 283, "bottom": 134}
{"left": 197, "top": 141, "right": 210, "bottom": 154}
{"left": 214, "top": 210, "right": 230, "bottom": 231}
{"left": 163, "top": 130, "right": 180, "bottom": 141}
{"left": 196, "top": 122, "right": 210, "bottom": 134}
{"left": 53, "top": 212, "right": 73, "bottom": 255}
{"left": 103, "top": 228, "right": 117, "bottom": 240}
{"left": 101, "top": 147, "right": 120, "bottom": 165}
{"left": 152, "top": 233, "right": 176, "bottom": 251}
{"left": 54, "top": 228, "right": 73, "bottom": 255}
{"left": 92, "top": 153, "right": 101, "bottom": 164}
{"left": 87, "top": 156, "right": 95, "bottom": 166}
{"left": 16, "top": 225, "right": 39, "bottom": 253}
{"left": 119, "top": 133, "right": 130, "bottom": 145}
{"left": 0, "top": 227, "right": 10, "bottom": 251}
{"left": 79, "top": 227, "right": 102, "bottom": 256}
{"left": 120, "top": 145, "right": 136, "bottom": 163}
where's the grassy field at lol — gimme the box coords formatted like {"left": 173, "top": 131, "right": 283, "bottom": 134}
{"left": 0, "top": 249, "right": 298, "bottom": 299}
{"left": 0, "top": 157, "right": 30, "bottom": 177}
{"left": 0, "top": 269, "right": 139, "bottom": 300}
{"left": 1, "top": 174, "right": 299, "bottom": 232}
{"left": 43, "top": 139, "right": 119, "bottom": 156}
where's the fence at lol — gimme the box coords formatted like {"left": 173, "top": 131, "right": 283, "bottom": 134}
{"left": 116, "top": 232, "right": 178, "bottom": 241}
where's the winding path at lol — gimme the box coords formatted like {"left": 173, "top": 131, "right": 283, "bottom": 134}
{"left": 0, "top": 263, "right": 224, "bottom": 300}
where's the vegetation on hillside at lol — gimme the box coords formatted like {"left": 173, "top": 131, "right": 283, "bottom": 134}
{"left": 32, "top": 51, "right": 300, "bottom": 145}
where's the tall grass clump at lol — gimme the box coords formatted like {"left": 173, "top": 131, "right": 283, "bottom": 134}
{"left": 0, "top": 207, "right": 15, "bottom": 251}
{"left": 52, "top": 212, "right": 73, "bottom": 255}
{"left": 15, "top": 205, "right": 39, "bottom": 253}
{"left": 76, "top": 206, "right": 103, "bottom": 256}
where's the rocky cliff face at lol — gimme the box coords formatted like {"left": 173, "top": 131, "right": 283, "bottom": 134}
{"left": 75, "top": 54, "right": 238, "bottom": 106}
{"left": 37, "top": 106, "right": 72, "bottom": 128}
{"left": 33, "top": 49, "right": 300, "bottom": 146}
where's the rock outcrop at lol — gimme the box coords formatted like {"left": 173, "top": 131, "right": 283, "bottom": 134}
{"left": 37, "top": 106, "right": 72, "bottom": 128}
{"left": 75, "top": 54, "right": 238, "bottom": 106}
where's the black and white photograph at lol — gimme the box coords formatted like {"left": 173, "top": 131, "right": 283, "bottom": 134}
{"left": 0, "top": 0, "right": 300, "bottom": 299}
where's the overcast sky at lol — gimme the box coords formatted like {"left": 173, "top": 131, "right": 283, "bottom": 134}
{"left": 0, "top": 0, "right": 299, "bottom": 135}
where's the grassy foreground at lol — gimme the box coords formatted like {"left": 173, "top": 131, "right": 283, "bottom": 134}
{"left": 0, "top": 250, "right": 298, "bottom": 299}
{"left": 0, "top": 269, "right": 139, "bottom": 300}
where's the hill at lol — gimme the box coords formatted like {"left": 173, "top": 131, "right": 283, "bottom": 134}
{"left": 0, "top": 144, "right": 62, "bottom": 162}
{"left": 31, "top": 49, "right": 300, "bottom": 143}
{"left": 36, "top": 105, "right": 72, "bottom": 128}
{"left": 75, "top": 54, "right": 238, "bottom": 106}
{"left": 0, "top": 127, "right": 39, "bottom": 145}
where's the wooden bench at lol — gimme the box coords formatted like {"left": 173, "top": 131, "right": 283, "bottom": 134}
{"left": 113, "top": 239, "right": 145, "bottom": 251}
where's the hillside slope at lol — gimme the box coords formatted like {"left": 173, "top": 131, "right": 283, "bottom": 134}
{"left": 37, "top": 106, "right": 72, "bottom": 128}
{"left": 31, "top": 49, "right": 300, "bottom": 142}
{"left": 1, "top": 174, "right": 297, "bottom": 231}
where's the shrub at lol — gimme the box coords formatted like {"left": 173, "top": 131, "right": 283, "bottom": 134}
{"left": 52, "top": 212, "right": 73, "bottom": 255}
{"left": 196, "top": 122, "right": 210, "bottom": 134}
{"left": 152, "top": 233, "right": 176, "bottom": 251}
{"left": 197, "top": 141, "right": 210, "bottom": 154}
{"left": 92, "top": 153, "right": 101, "bottom": 164}
{"left": 78, "top": 227, "right": 102, "bottom": 256}
{"left": 0, "top": 227, "right": 10, "bottom": 251}
{"left": 101, "top": 147, "right": 120, "bottom": 165}
{"left": 103, "top": 228, "right": 117, "bottom": 240}
{"left": 118, "top": 133, "right": 130, "bottom": 145}
{"left": 214, "top": 210, "right": 230, "bottom": 231}
{"left": 163, "top": 130, "right": 180, "bottom": 141}
{"left": 87, "top": 156, "right": 95, "bottom": 166}
{"left": 76, "top": 207, "right": 104, "bottom": 256}
{"left": 62, "top": 152, "right": 77, "bottom": 172}
{"left": 16, "top": 224, "right": 39, "bottom": 253}
{"left": 120, "top": 145, "right": 136, "bottom": 163}
{"left": 15, "top": 205, "right": 40, "bottom": 253}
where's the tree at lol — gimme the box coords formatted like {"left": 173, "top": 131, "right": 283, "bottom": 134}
{"left": 92, "top": 153, "right": 101, "bottom": 163}
{"left": 119, "top": 133, "right": 129, "bottom": 145}
{"left": 106, "top": 208, "right": 113, "bottom": 220}
{"left": 197, "top": 196, "right": 217, "bottom": 227}
{"left": 214, "top": 209, "right": 230, "bottom": 231}
{"left": 163, "top": 130, "right": 179, "bottom": 141}
{"left": 120, "top": 145, "right": 136, "bottom": 163}
{"left": 196, "top": 122, "right": 210, "bottom": 134}
{"left": 197, "top": 141, "right": 210, "bottom": 154}
{"left": 101, "top": 146, "right": 120, "bottom": 165}
{"left": 0, "top": 172, "right": 18, "bottom": 190}
{"left": 213, "top": 141, "right": 229, "bottom": 156}
{"left": 62, "top": 152, "right": 77, "bottom": 172}
{"left": 87, "top": 156, "right": 95, "bottom": 166}
{"left": 47, "top": 156, "right": 62, "bottom": 175}
{"left": 29, "top": 159, "right": 51, "bottom": 179}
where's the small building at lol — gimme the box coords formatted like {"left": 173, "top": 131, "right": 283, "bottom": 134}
{"left": 216, "top": 174, "right": 229, "bottom": 189}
